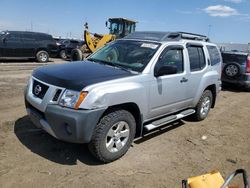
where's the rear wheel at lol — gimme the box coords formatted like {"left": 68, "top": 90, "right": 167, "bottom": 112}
{"left": 192, "top": 90, "right": 213, "bottom": 121}
{"left": 36, "top": 51, "right": 49, "bottom": 63}
{"left": 88, "top": 109, "right": 136, "bottom": 163}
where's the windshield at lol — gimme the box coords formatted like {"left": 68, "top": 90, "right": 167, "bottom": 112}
{"left": 109, "top": 22, "right": 123, "bottom": 35}
{"left": 88, "top": 40, "right": 160, "bottom": 72}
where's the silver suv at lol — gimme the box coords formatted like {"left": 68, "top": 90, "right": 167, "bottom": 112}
{"left": 25, "top": 32, "right": 222, "bottom": 162}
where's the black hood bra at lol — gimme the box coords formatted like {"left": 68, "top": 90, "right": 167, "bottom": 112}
{"left": 32, "top": 61, "right": 134, "bottom": 91}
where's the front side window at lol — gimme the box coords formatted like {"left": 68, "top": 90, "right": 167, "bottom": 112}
{"left": 7, "top": 33, "right": 22, "bottom": 42}
{"left": 88, "top": 40, "right": 160, "bottom": 72}
{"left": 155, "top": 48, "right": 184, "bottom": 74}
{"left": 188, "top": 46, "right": 206, "bottom": 72}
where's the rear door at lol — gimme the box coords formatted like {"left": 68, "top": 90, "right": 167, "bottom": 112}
{"left": 148, "top": 45, "right": 191, "bottom": 118}
{"left": 185, "top": 44, "right": 207, "bottom": 99}
{"left": 20, "top": 33, "right": 37, "bottom": 57}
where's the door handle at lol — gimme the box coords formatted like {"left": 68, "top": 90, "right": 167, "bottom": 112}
{"left": 180, "top": 77, "right": 188, "bottom": 83}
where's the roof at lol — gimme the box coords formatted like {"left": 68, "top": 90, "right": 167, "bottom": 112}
{"left": 124, "top": 31, "right": 210, "bottom": 42}
{"left": 2, "top": 30, "right": 51, "bottom": 36}
{"left": 108, "top": 18, "right": 137, "bottom": 23}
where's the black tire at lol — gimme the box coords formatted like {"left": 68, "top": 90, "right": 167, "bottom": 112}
{"left": 223, "top": 63, "right": 240, "bottom": 77}
{"left": 36, "top": 50, "right": 49, "bottom": 63}
{"left": 59, "top": 49, "right": 67, "bottom": 59}
{"left": 70, "top": 49, "right": 83, "bottom": 61}
{"left": 192, "top": 90, "right": 213, "bottom": 121}
{"left": 88, "top": 109, "right": 136, "bottom": 163}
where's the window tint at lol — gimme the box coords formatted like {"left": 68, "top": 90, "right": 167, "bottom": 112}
{"left": 7, "top": 33, "right": 22, "bottom": 42}
{"left": 188, "top": 46, "right": 206, "bottom": 71}
{"left": 21, "top": 33, "right": 35, "bottom": 41}
{"left": 36, "top": 34, "right": 52, "bottom": 41}
{"left": 207, "top": 45, "right": 221, "bottom": 66}
{"left": 156, "top": 48, "right": 184, "bottom": 73}
{"left": 222, "top": 53, "right": 246, "bottom": 65}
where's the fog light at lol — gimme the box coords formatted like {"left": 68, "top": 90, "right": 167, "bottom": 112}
{"left": 64, "top": 123, "right": 72, "bottom": 135}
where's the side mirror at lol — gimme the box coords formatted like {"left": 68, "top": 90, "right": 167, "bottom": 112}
{"left": 154, "top": 65, "right": 178, "bottom": 77}
{"left": 2, "top": 35, "right": 7, "bottom": 43}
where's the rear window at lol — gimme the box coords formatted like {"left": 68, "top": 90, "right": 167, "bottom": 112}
{"left": 206, "top": 45, "right": 221, "bottom": 66}
{"left": 222, "top": 53, "right": 247, "bottom": 65}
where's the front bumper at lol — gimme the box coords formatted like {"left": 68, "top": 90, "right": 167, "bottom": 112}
{"left": 25, "top": 100, "right": 105, "bottom": 143}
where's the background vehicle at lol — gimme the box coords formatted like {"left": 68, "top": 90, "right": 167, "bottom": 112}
{"left": 71, "top": 17, "right": 137, "bottom": 61}
{"left": 221, "top": 51, "right": 250, "bottom": 91}
{"left": 25, "top": 31, "right": 222, "bottom": 162}
{"left": 0, "top": 31, "right": 58, "bottom": 62}
{"left": 64, "top": 40, "right": 84, "bottom": 59}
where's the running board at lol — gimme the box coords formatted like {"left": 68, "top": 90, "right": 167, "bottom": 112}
{"left": 144, "top": 109, "right": 195, "bottom": 131}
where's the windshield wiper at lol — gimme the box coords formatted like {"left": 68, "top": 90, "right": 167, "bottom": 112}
{"left": 88, "top": 58, "right": 133, "bottom": 73}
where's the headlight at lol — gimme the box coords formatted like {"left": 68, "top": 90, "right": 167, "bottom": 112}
{"left": 59, "top": 90, "right": 88, "bottom": 109}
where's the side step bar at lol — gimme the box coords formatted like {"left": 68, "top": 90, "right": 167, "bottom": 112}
{"left": 144, "top": 109, "right": 195, "bottom": 131}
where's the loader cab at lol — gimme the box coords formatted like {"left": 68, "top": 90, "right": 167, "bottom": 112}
{"left": 108, "top": 18, "right": 136, "bottom": 38}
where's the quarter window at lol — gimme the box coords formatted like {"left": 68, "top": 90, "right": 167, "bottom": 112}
{"left": 156, "top": 48, "right": 184, "bottom": 74}
{"left": 188, "top": 46, "right": 206, "bottom": 71}
{"left": 206, "top": 45, "right": 221, "bottom": 66}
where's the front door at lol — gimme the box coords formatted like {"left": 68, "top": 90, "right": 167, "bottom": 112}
{"left": 2, "top": 33, "right": 23, "bottom": 58}
{"left": 148, "top": 46, "right": 191, "bottom": 119}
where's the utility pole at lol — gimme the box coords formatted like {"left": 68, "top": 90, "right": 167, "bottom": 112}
{"left": 31, "top": 21, "right": 33, "bottom": 31}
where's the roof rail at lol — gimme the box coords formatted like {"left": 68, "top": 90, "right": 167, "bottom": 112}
{"left": 124, "top": 31, "right": 210, "bottom": 42}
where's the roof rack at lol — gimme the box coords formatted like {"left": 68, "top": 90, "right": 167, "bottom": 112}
{"left": 169, "top": 32, "right": 210, "bottom": 42}
{"left": 124, "top": 31, "right": 210, "bottom": 42}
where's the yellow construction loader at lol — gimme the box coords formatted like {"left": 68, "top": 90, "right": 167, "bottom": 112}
{"left": 71, "top": 18, "right": 137, "bottom": 61}
{"left": 182, "top": 169, "right": 249, "bottom": 188}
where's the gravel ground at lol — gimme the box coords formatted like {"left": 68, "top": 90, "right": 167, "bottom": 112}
{"left": 0, "top": 58, "right": 249, "bottom": 188}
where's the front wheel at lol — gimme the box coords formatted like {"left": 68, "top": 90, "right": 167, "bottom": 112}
{"left": 88, "top": 109, "right": 136, "bottom": 163}
{"left": 192, "top": 90, "right": 213, "bottom": 121}
{"left": 70, "top": 49, "right": 83, "bottom": 61}
{"left": 59, "top": 49, "right": 67, "bottom": 59}
{"left": 36, "top": 51, "right": 49, "bottom": 63}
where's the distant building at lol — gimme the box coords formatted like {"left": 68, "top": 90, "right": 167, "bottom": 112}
{"left": 217, "top": 43, "right": 250, "bottom": 53}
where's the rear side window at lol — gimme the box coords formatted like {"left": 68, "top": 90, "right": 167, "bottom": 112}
{"left": 21, "top": 33, "right": 35, "bottom": 41}
{"left": 36, "top": 34, "right": 52, "bottom": 41}
{"left": 187, "top": 46, "right": 206, "bottom": 72}
{"left": 206, "top": 45, "right": 221, "bottom": 66}
{"left": 222, "top": 53, "right": 246, "bottom": 65}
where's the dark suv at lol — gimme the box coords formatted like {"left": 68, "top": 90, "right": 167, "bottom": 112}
{"left": 59, "top": 39, "right": 84, "bottom": 59}
{"left": 222, "top": 51, "right": 250, "bottom": 91}
{"left": 0, "top": 31, "right": 58, "bottom": 62}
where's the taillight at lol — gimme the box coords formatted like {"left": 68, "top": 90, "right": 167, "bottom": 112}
{"left": 247, "top": 55, "right": 250, "bottom": 73}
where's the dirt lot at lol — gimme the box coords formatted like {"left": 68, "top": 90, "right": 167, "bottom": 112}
{"left": 0, "top": 59, "right": 249, "bottom": 188}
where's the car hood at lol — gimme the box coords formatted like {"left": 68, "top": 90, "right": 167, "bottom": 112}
{"left": 32, "top": 61, "right": 134, "bottom": 91}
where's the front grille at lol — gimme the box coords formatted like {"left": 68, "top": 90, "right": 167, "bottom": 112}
{"left": 52, "top": 89, "right": 62, "bottom": 101}
{"left": 32, "top": 80, "right": 49, "bottom": 99}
